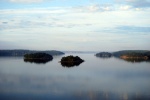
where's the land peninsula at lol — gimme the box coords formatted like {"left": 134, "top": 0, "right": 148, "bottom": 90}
{"left": 96, "top": 50, "right": 150, "bottom": 62}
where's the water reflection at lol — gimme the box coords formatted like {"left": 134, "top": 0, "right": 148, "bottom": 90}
{"left": 73, "top": 91, "right": 150, "bottom": 100}
{"left": 24, "top": 58, "right": 52, "bottom": 64}
{"left": 0, "top": 54, "right": 150, "bottom": 100}
{"left": 0, "top": 73, "right": 150, "bottom": 100}
{"left": 0, "top": 91, "right": 150, "bottom": 100}
{"left": 95, "top": 56, "right": 112, "bottom": 59}
{"left": 95, "top": 56, "right": 150, "bottom": 63}
{"left": 120, "top": 58, "right": 150, "bottom": 63}
{"left": 60, "top": 61, "right": 83, "bottom": 67}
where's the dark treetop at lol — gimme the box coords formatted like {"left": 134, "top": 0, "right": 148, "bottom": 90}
{"left": 24, "top": 53, "right": 53, "bottom": 64}
{"left": 24, "top": 53, "right": 53, "bottom": 59}
{"left": 60, "top": 55, "right": 84, "bottom": 67}
{"left": 95, "top": 52, "right": 112, "bottom": 58}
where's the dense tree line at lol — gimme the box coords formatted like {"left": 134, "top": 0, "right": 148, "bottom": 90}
{"left": 95, "top": 52, "right": 112, "bottom": 58}
{"left": 121, "top": 52, "right": 149, "bottom": 58}
{"left": 113, "top": 50, "right": 150, "bottom": 59}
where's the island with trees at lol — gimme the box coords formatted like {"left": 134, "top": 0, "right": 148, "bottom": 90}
{"left": 95, "top": 52, "right": 112, "bottom": 58}
{"left": 60, "top": 55, "right": 84, "bottom": 67}
{"left": 24, "top": 53, "right": 53, "bottom": 64}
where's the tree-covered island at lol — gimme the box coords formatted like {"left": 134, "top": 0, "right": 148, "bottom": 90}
{"left": 60, "top": 55, "right": 84, "bottom": 67}
{"left": 24, "top": 53, "right": 53, "bottom": 64}
{"left": 95, "top": 52, "right": 112, "bottom": 58}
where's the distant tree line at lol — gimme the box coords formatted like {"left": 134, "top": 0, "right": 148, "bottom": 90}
{"left": 95, "top": 52, "right": 112, "bottom": 58}
{"left": 113, "top": 50, "right": 150, "bottom": 59}
{"left": 95, "top": 50, "right": 150, "bottom": 61}
{"left": 0, "top": 50, "right": 65, "bottom": 56}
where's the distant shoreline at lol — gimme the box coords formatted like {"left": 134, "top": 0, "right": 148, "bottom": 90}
{"left": 95, "top": 50, "right": 150, "bottom": 62}
{"left": 0, "top": 49, "right": 150, "bottom": 59}
{"left": 0, "top": 50, "right": 65, "bottom": 56}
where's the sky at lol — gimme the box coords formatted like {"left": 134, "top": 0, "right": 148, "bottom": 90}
{"left": 0, "top": 0, "right": 150, "bottom": 51}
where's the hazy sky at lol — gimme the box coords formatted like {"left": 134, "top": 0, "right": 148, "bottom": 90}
{"left": 0, "top": 0, "right": 150, "bottom": 51}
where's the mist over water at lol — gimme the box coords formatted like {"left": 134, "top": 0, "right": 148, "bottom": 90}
{"left": 0, "top": 53, "right": 150, "bottom": 100}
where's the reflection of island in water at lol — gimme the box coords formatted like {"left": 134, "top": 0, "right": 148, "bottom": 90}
{"left": 24, "top": 53, "right": 53, "bottom": 64}
{"left": 120, "top": 56, "right": 150, "bottom": 63}
{"left": 24, "top": 59, "right": 52, "bottom": 64}
{"left": 60, "top": 61, "right": 83, "bottom": 67}
{"left": 60, "top": 55, "right": 84, "bottom": 68}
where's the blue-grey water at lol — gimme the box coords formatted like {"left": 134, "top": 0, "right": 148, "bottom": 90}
{"left": 0, "top": 53, "right": 150, "bottom": 100}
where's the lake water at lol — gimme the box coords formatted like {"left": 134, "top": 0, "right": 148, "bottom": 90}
{"left": 0, "top": 53, "right": 150, "bottom": 100}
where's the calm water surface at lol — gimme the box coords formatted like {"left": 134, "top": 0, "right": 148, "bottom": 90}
{"left": 0, "top": 53, "right": 150, "bottom": 100}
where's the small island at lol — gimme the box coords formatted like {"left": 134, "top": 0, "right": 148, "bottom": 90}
{"left": 24, "top": 53, "right": 53, "bottom": 64}
{"left": 60, "top": 55, "right": 84, "bottom": 67}
{"left": 95, "top": 52, "right": 112, "bottom": 58}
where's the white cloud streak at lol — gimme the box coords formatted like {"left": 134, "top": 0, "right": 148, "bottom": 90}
{"left": 119, "top": 5, "right": 132, "bottom": 10}
{"left": 9, "top": 0, "right": 44, "bottom": 3}
{"left": 116, "top": 0, "right": 150, "bottom": 8}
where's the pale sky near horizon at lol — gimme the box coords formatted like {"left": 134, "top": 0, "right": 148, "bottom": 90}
{"left": 0, "top": 0, "right": 150, "bottom": 51}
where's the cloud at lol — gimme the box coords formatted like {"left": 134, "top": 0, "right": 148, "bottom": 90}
{"left": 94, "top": 25, "right": 150, "bottom": 35}
{"left": 0, "top": 8, "right": 68, "bottom": 14}
{"left": 127, "top": 0, "right": 150, "bottom": 8}
{"left": 119, "top": 5, "right": 132, "bottom": 10}
{"left": 74, "top": 3, "right": 148, "bottom": 12}
{"left": 9, "top": 0, "right": 44, "bottom": 3}
{"left": 0, "top": 5, "right": 150, "bottom": 50}
{"left": 88, "top": 5, "right": 100, "bottom": 12}
{"left": 2, "top": 22, "right": 8, "bottom": 24}
{"left": 117, "top": 0, "right": 150, "bottom": 8}
{"left": 74, "top": 4, "right": 113, "bottom": 12}
{"left": 116, "top": 26, "right": 150, "bottom": 33}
